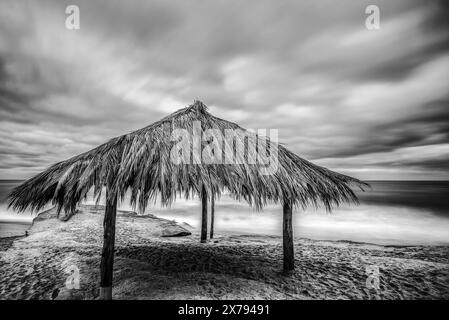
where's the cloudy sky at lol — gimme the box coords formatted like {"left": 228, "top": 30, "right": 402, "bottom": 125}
{"left": 0, "top": 0, "right": 448, "bottom": 180}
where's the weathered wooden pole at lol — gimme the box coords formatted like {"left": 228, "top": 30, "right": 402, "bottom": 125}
{"left": 200, "top": 185, "right": 208, "bottom": 243}
{"left": 210, "top": 195, "right": 215, "bottom": 239}
{"left": 283, "top": 198, "right": 294, "bottom": 271}
{"left": 99, "top": 190, "right": 118, "bottom": 300}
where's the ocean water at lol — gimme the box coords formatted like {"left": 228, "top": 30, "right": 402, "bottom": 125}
{"left": 1, "top": 180, "right": 449, "bottom": 245}
{"left": 0, "top": 221, "right": 30, "bottom": 238}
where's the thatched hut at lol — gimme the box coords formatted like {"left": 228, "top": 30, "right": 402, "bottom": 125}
{"left": 8, "top": 100, "right": 366, "bottom": 299}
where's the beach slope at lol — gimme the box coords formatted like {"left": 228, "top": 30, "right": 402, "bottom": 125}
{"left": 0, "top": 205, "right": 448, "bottom": 299}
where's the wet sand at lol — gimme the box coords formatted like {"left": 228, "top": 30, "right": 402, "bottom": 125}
{"left": 0, "top": 205, "right": 448, "bottom": 300}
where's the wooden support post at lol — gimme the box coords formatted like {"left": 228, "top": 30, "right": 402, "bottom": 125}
{"left": 283, "top": 198, "right": 294, "bottom": 272}
{"left": 99, "top": 190, "right": 118, "bottom": 300}
{"left": 200, "top": 185, "right": 208, "bottom": 243}
{"left": 210, "top": 195, "right": 215, "bottom": 239}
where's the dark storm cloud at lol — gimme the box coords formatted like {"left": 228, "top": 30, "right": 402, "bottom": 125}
{"left": 420, "top": 0, "right": 449, "bottom": 31}
{"left": 326, "top": 97, "right": 449, "bottom": 159}
{"left": 0, "top": 0, "right": 448, "bottom": 179}
{"left": 360, "top": 41, "right": 449, "bottom": 82}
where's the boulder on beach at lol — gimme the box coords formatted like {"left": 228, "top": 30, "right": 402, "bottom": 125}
{"left": 32, "top": 205, "right": 192, "bottom": 238}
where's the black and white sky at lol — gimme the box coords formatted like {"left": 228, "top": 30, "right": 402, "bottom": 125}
{"left": 0, "top": 0, "right": 448, "bottom": 180}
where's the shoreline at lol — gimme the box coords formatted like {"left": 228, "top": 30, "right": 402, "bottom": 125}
{"left": 3, "top": 221, "right": 448, "bottom": 248}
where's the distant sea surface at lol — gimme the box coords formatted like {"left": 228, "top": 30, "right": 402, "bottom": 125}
{"left": 0, "top": 180, "right": 34, "bottom": 238}
{"left": 1, "top": 180, "right": 448, "bottom": 245}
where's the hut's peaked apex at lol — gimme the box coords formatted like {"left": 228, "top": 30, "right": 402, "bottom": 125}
{"left": 176, "top": 100, "right": 210, "bottom": 121}
{"left": 8, "top": 100, "right": 368, "bottom": 214}
{"left": 190, "top": 100, "right": 208, "bottom": 113}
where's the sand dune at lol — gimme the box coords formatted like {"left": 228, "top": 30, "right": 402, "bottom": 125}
{"left": 0, "top": 205, "right": 448, "bottom": 299}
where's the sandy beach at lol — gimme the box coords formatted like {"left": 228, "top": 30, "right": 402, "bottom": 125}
{"left": 0, "top": 205, "right": 448, "bottom": 300}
